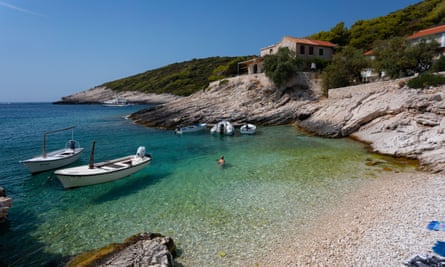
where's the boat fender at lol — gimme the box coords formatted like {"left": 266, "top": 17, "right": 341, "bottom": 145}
{"left": 136, "top": 146, "right": 146, "bottom": 158}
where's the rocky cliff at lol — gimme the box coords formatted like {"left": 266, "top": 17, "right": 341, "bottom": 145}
{"left": 129, "top": 73, "right": 320, "bottom": 128}
{"left": 298, "top": 78, "right": 445, "bottom": 173}
{"left": 54, "top": 86, "right": 180, "bottom": 104}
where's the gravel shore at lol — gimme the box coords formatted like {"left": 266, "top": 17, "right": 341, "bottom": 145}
{"left": 261, "top": 169, "right": 445, "bottom": 266}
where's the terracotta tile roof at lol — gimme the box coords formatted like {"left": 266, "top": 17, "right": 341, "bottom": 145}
{"left": 283, "top": 36, "right": 336, "bottom": 47}
{"left": 407, "top": 24, "right": 445, "bottom": 40}
{"left": 364, "top": 50, "right": 373, "bottom": 56}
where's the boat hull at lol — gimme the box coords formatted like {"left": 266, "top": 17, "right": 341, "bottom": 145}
{"left": 55, "top": 155, "right": 151, "bottom": 189}
{"left": 175, "top": 123, "right": 207, "bottom": 134}
{"left": 240, "top": 124, "right": 256, "bottom": 134}
{"left": 21, "top": 148, "right": 84, "bottom": 174}
{"left": 210, "top": 121, "right": 234, "bottom": 135}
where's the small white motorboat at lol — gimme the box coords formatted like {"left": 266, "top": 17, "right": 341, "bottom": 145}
{"left": 175, "top": 123, "right": 207, "bottom": 134}
{"left": 240, "top": 123, "right": 256, "bottom": 134}
{"left": 20, "top": 126, "right": 84, "bottom": 174}
{"left": 102, "top": 96, "right": 130, "bottom": 107}
{"left": 210, "top": 120, "right": 235, "bottom": 135}
{"left": 55, "top": 143, "right": 151, "bottom": 189}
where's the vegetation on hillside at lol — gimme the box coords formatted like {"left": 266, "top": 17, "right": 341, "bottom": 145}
{"left": 103, "top": 56, "right": 251, "bottom": 96}
{"left": 316, "top": 0, "right": 445, "bottom": 92}
{"left": 373, "top": 38, "right": 440, "bottom": 78}
{"left": 320, "top": 38, "right": 441, "bottom": 91}
{"left": 310, "top": 0, "right": 445, "bottom": 50}
{"left": 264, "top": 0, "right": 445, "bottom": 92}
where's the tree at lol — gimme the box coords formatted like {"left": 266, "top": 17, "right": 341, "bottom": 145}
{"left": 263, "top": 47, "right": 301, "bottom": 87}
{"left": 321, "top": 46, "right": 369, "bottom": 92}
{"left": 372, "top": 37, "right": 440, "bottom": 78}
{"left": 329, "top": 22, "right": 350, "bottom": 46}
{"left": 372, "top": 37, "right": 411, "bottom": 78}
{"left": 431, "top": 56, "right": 445, "bottom": 72}
{"left": 310, "top": 22, "right": 350, "bottom": 46}
{"left": 405, "top": 39, "right": 440, "bottom": 73}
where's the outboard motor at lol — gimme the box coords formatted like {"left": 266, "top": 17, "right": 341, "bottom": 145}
{"left": 69, "top": 140, "right": 76, "bottom": 150}
{"left": 136, "top": 146, "right": 146, "bottom": 158}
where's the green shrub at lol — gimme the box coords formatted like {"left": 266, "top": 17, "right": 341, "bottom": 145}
{"left": 263, "top": 47, "right": 300, "bottom": 87}
{"left": 407, "top": 73, "right": 445, "bottom": 89}
{"left": 431, "top": 56, "right": 445, "bottom": 73}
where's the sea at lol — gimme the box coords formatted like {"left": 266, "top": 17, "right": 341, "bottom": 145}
{"left": 0, "top": 102, "right": 413, "bottom": 266}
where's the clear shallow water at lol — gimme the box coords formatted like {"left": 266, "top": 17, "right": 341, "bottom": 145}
{"left": 0, "top": 103, "right": 408, "bottom": 266}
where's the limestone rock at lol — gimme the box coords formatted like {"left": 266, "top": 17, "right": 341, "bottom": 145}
{"left": 55, "top": 86, "right": 180, "bottom": 104}
{"left": 66, "top": 232, "right": 176, "bottom": 267}
{"left": 129, "top": 74, "right": 315, "bottom": 128}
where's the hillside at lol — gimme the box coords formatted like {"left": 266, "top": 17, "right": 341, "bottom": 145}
{"left": 310, "top": 0, "right": 445, "bottom": 50}
{"left": 102, "top": 56, "right": 251, "bottom": 96}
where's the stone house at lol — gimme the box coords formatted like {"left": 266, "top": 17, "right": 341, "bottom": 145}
{"left": 238, "top": 36, "right": 336, "bottom": 75}
{"left": 259, "top": 36, "right": 336, "bottom": 60}
{"left": 406, "top": 24, "right": 445, "bottom": 55}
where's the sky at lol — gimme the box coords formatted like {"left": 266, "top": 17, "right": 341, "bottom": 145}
{"left": 1, "top": 0, "right": 422, "bottom": 102}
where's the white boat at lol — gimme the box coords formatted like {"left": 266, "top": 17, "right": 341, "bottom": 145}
{"left": 175, "top": 123, "right": 207, "bottom": 134}
{"left": 240, "top": 123, "right": 256, "bottom": 134}
{"left": 102, "top": 96, "right": 130, "bottom": 107}
{"left": 20, "top": 126, "right": 84, "bottom": 174}
{"left": 55, "top": 143, "right": 151, "bottom": 189}
{"left": 210, "top": 120, "right": 235, "bottom": 135}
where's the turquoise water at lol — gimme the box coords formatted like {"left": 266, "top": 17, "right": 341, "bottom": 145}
{"left": 0, "top": 103, "right": 401, "bottom": 266}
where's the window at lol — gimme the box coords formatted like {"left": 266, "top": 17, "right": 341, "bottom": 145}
{"left": 300, "top": 45, "right": 305, "bottom": 54}
{"left": 319, "top": 48, "right": 324, "bottom": 56}
{"left": 309, "top": 46, "right": 314, "bottom": 55}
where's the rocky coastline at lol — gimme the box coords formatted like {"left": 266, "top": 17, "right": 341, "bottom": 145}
{"left": 54, "top": 86, "right": 181, "bottom": 105}
{"left": 126, "top": 72, "right": 445, "bottom": 173}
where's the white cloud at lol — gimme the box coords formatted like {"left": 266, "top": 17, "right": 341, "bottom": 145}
{"left": 0, "top": 1, "right": 44, "bottom": 17}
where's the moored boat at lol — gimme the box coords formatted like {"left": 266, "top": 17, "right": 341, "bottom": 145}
{"left": 240, "top": 123, "right": 256, "bottom": 134}
{"left": 210, "top": 120, "right": 235, "bottom": 135}
{"left": 20, "top": 126, "right": 84, "bottom": 174}
{"left": 102, "top": 96, "right": 130, "bottom": 107}
{"left": 175, "top": 123, "right": 207, "bottom": 134}
{"left": 55, "top": 143, "right": 151, "bottom": 189}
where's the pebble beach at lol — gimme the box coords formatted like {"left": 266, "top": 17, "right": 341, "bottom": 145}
{"left": 259, "top": 169, "right": 445, "bottom": 266}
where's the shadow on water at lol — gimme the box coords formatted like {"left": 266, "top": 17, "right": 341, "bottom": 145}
{"left": 0, "top": 211, "right": 70, "bottom": 266}
{"left": 92, "top": 171, "right": 172, "bottom": 204}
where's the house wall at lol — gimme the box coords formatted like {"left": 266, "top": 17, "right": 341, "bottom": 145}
{"left": 409, "top": 32, "right": 445, "bottom": 48}
{"left": 248, "top": 63, "right": 263, "bottom": 74}
{"left": 260, "top": 45, "right": 278, "bottom": 57}
{"left": 260, "top": 38, "right": 334, "bottom": 60}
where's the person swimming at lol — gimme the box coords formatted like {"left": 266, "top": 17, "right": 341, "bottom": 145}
{"left": 217, "top": 156, "right": 225, "bottom": 165}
